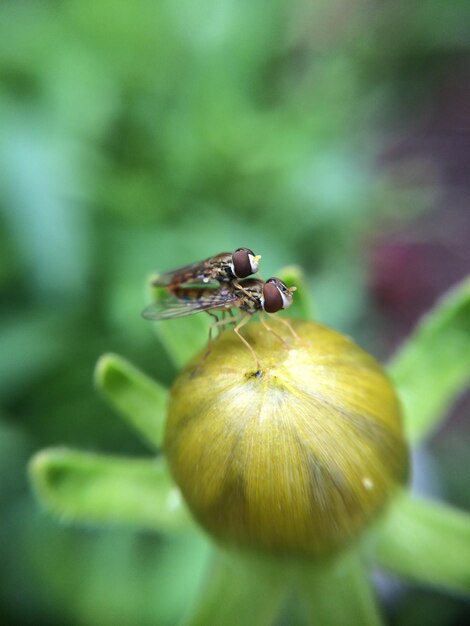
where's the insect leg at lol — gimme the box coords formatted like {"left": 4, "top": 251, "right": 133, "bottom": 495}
{"left": 219, "top": 309, "right": 227, "bottom": 329}
{"left": 205, "top": 311, "right": 220, "bottom": 349}
{"left": 215, "top": 310, "right": 234, "bottom": 337}
{"left": 233, "top": 313, "right": 260, "bottom": 371}
{"left": 259, "top": 312, "right": 291, "bottom": 348}
{"left": 201, "top": 311, "right": 238, "bottom": 363}
{"left": 272, "top": 315, "right": 299, "bottom": 341}
{"left": 233, "top": 280, "right": 259, "bottom": 303}
{"left": 208, "top": 311, "right": 239, "bottom": 333}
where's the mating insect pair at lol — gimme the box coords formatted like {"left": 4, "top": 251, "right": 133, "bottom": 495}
{"left": 142, "top": 248, "right": 297, "bottom": 370}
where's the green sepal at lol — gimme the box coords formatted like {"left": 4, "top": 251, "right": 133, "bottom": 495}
{"left": 95, "top": 353, "right": 168, "bottom": 450}
{"left": 29, "top": 448, "right": 194, "bottom": 533}
{"left": 374, "top": 492, "right": 470, "bottom": 594}
{"left": 277, "top": 265, "right": 315, "bottom": 321}
{"left": 181, "top": 551, "right": 288, "bottom": 626}
{"left": 296, "top": 550, "right": 383, "bottom": 626}
{"left": 387, "top": 277, "right": 470, "bottom": 442}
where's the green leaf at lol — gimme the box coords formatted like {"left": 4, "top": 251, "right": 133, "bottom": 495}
{"left": 277, "top": 265, "right": 315, "bottom": 321}
{"left": 297, "top": 551, "right": 383, "bottom": 626}
{"left": 29, "top": 448, "right": 194, "bottom": 533}
{"left": 387, "top": 277, "right": 470, "bottom": 442}
{"left": 0, "top": 311, "right": 67, "bottom": 397}
{"left": 145, "top": 283, "right": 211, "bottom": 368}
{"left": 374, "top": 492, "right": 470, "bottom": 594}
{"left": 95, "top": 353, "right": 168, "bottom": 450}
{"left": 181, "top": 552, "right": 288, "bottom": 626}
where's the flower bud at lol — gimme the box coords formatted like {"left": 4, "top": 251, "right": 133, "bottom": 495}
{"left": 165, "top": 321, "right": 409, "bottom": 558}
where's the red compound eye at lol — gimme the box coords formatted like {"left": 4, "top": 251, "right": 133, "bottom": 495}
{"left": 232, "top": 248, "right": 255, "bottom": 278}
{"left": 263, "top": 281, "right": 283, "bottom": 313}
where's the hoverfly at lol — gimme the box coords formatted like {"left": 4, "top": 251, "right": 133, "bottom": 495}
{"left": 142, "top": 277, "right": 297, "bottom": 370}
{"left": 151, "top": 248, "right": 261, "bottom": 289}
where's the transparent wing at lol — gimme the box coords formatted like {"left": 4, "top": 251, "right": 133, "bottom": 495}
{"left": 141, "top": 289, "right": 239, "bottom": 321}
{"left": 151, "top": 259, "right": 211, "bottom": 287}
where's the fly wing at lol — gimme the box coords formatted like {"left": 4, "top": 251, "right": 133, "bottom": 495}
{"left": 151, "top": 253, "right": 231, "bottom": 286}
{"left": 151, "top": 260, "right": 207, "bottom": 287}
{"left": 141, "top": 287, "right": 239, "bottom": 321}
{"left": 152, "top": 256, "right": 221, "bottom": 286}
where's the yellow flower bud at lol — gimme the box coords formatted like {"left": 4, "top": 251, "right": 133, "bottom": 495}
{"left": 165, "top": 321, "right": 409, "bottom": 558}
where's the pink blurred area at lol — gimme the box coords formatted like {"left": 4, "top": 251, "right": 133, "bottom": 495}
{"left": 371, "top": 60, "right": 470, "bottom": 344}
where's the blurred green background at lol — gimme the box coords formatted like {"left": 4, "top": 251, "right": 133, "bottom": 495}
{"left": 0, "top": 1, "right": 469, "bottom": 624}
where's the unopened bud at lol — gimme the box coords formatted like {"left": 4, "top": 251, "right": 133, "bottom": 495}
{"left": 165, "top": 321, "right": 409, "bottom": 558}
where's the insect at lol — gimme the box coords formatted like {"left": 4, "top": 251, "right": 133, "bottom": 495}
{"left": 151, "top": 248, "right": 262, "bottom": 289}
{"left": 142, "top": 277, "right": 297, "bottom": 370}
